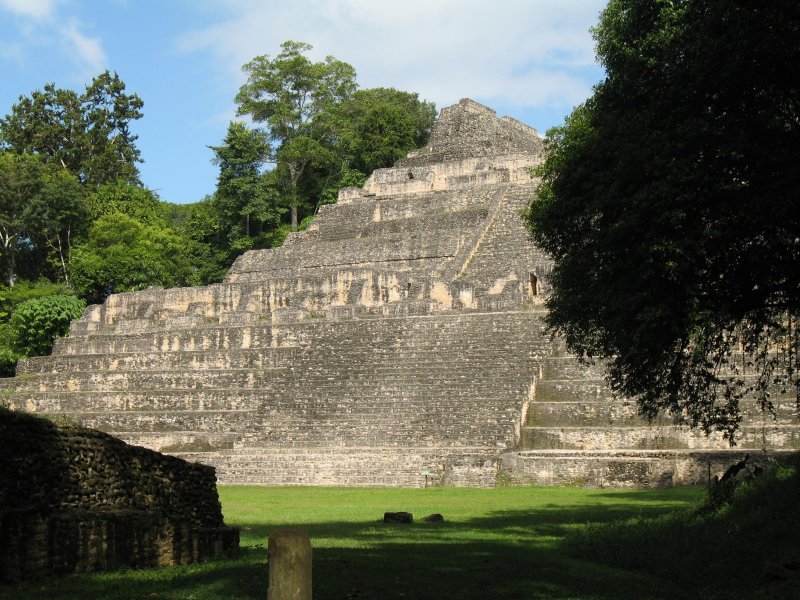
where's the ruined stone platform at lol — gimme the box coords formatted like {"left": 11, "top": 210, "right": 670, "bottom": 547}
{"left": 2, "top": 99, "right": 796, "bottom": 487}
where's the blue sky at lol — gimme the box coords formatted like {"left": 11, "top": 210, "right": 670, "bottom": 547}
{"left": 0, "top": 0, "right": 606, "bottom": 205}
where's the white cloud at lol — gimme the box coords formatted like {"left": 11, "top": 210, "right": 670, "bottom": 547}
{"left": 0, "top": 0, "right": 107, "bottom": 78}
{"left": 60, "top": 18, "right": 107, "bottom": 73}
{"left": 177, "top": 0, "right": 605, "bottom": 124}
{"left": 0, "top": 0, "right": 58, "bottom": 20}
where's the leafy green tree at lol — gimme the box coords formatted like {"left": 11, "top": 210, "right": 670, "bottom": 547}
{"left": 0, "top": 280, "right": 73, "bottom": 375}
{"left": 0, "top": 333, "right": 20, "bottom": 376}
{"left": 85, "top": 180, "right": 164, "bottom": 225}
{"left": 69, "top": 213, "right": 201, "bottom": 303}
{"left": 0, "top": 71, "right": 143, "bottom": 185}
{"left": 525, "top": 0, "right": 800, "bottom": 440}
{"left": 0, "top": 151, "right": 44, "bottom": 287}
{"left": 210, "top": 121, "right": 282, "bottom": 244}
{"left": 26, "top": 169, "right": 88, "bottom": 285}
{"left": 337, "top": 88, "right": 436, "bottom": 174}
{"left": 180, "top": 196, "right": 231, "bottom": 283}
{"left": 235, "top": 41, "right": 357, "bottom": 227}
{"left": 8, "top": 294, "right": 85, "bottom": 357}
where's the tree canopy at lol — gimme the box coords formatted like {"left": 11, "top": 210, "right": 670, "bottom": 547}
{"left": 525, "top": 0, "right": 800, "bottom": 441}
{"left": 209, "top": 121, "right": 282, "bottom": 249}
{"left": 0, "top": 71, "right": 144, "bottom": 185}
{"left": 235, "top": 40, "right": 357, "bottom": 228}
{"left": 69, "top": 212, "right": 201, "bottom": 304}
{"left": 337, "top": 87, "right": 437, "bottom": 176}
{"left": 232, "top": 41, "right": 435, "bottom": 230}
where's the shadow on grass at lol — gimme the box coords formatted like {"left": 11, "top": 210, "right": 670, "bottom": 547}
{"left": 237, "top": 501, "right": 692, "bottom": 600}
{"left": 2, "top": 499, "right": 697, "bottom": 600}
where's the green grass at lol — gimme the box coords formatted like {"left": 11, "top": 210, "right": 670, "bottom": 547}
{"left": 1, "top": 485, "right": 705, "bottom": 600}
{"left": 566, "top": 459, "right": 800, "bottom": 600}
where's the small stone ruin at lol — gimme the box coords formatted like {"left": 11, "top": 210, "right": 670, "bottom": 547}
{"left": 0, "top": 407, "right": 238, "bottom": 581}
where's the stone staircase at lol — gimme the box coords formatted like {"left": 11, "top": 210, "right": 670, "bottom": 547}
{"left": 502, "top": 342, "right": 799, "bottom": 486}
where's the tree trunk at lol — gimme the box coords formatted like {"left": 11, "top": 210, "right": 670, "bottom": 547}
{"left": 290, "top": 206, "right": 298, "bottom": 229}
{"left": 6, "top": 254, "right": 14, "bottom": 288}
{"left": 1, "top": 231, "right": 15, "bottom": 287}
{"left": 57, "top": 234, "right": 69, "bottom": 285}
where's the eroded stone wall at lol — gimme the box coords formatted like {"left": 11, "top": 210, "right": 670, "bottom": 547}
{"left": 397, "top": 99, "right": 543, "bottom": 166}
{"left": 0, "top": 408, "right": 238, "bottom": 581}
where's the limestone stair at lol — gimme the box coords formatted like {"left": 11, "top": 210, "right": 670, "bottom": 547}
{"left": 2, "top": 308, "right": 548, "bottom": 487}
{"left": 506, "top": 344, "right": 800, "bottom": 486}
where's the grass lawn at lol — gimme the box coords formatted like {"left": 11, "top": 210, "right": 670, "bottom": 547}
{"left": 1, "top": 485, "right": 704, "bottom": 600}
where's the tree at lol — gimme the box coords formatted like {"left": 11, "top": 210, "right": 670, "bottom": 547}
{"left": 8, "top": 294, "right": 86, "bottom": 357}
{"left": 210, "top": 121, "right": 282, "bottom": 244}
{"left": 337, "top": 88, "right": 436, "bottom": 175}
{"left": 26, "top": 170, "right": 87, "bottom": 285}
{"left": 0, "top": 152, "right": 44, "bottom": 287}
{"left": 235, "top": 41, "right": 357, "bottom": 227}
{"left": 85, "top": 180, "right": 164, "bottom": 225}
{"left": 69, "top": 213, "right": 201, "bottom": 304}
{"left": 0, "top": 71, "right": 143, "bottom": 185}
{"left": 525, "top": 0, "right": 800, "bottom": 441}
{"left": 0, "top": 280, "right": 73, "bottom": 375}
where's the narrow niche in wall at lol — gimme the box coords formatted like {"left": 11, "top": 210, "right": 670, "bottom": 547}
{"left": 529, "top": 272, "right": 538, "bottom": 296}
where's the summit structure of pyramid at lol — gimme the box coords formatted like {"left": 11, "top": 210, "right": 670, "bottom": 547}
{"left": 3, "top": 99, "right": 797, "bottom": 486}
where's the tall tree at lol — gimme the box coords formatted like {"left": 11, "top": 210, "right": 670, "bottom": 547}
{"left": 0, "top": 71, "right": 143, "bottom": 185}
{"left": 337, "top": 88, "right": 436, "bottom": 175}
{"left": 525, "top": 0, "right": 800, "bottom": 441}
{"left": 69, "top": 212, "right": 201, "bottom": 304}
{"left": 210, "top": 121, "right": 282, "bottom": 246}
{"left": 0, "top": 152, "right": 44, "bottom": 287}
{"left": 26, "top": 169, "right": 87, "bottom": 285}
{"left": 235, "top": 41, "right": 357, "bottom": 227}
{"left": 85, "top": 180, "right": 163, "bottom": 225}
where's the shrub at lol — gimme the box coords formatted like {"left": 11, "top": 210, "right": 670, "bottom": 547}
{"left": 8, "top": 294, "right": 86, "bottom": 357}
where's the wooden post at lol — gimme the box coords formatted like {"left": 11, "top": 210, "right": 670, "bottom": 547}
{"left": 268, "top": 529, "right": 312, "bottom": 600}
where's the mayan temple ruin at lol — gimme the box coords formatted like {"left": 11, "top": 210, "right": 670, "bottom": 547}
{"left": 2, "top": 99, "right": 797, "bottom": 487}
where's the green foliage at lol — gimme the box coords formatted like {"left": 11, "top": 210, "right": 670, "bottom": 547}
{"left": 235, "top": 40, "right": 358, "bottom": 228}
{"left": 525, "top": 0, "right": 800, "bottom": 439}
{"left": 178, "top": 197, "right": 231, "bottom": 284}
{"left": 0, "top": 151, "right": 46, "bottom": 287}
{"left": 0, "top": 325, "right": 21, "bottom": 376}
{"left": 69, "top": 213, "right": 201, "bottom": 304}
{"left": 232, "top": 43, "right": 435, "bottom": 227}
{"left": 337, "top": 87, "right": 436, "bottom": 174}
{"left": 0, "top": 281, "right": 73, "bottom": 374}
{"left": 566, "top": 458, "right": 800, "bottom": 598}
{"left": 7, "top": 294, "right": 85, "bottom": 357}
{"left": 0, "top": 280, "right": 73, "bottom": 323}
{"left": 25, "top": 169, "right": 88, "bottom": 284}
{"left": 85, "top": 181, "right": 165, "bottom": 226}
{"left": 0, "top": 71, "right": 143, "bottom": 185}
{"left": 210, "top": 121, "right": 283, "bottom": 244}
{"left": 0, "top": 72, "right": 145, "bottom": 286}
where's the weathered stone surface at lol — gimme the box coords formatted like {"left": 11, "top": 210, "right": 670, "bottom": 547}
{"left": 1, "top": 98, "right": 796, "bottom": 488}
{"left": 384, "top": 512, "right": 413, "bottom": 524}
{"left": 0, "top": 408, "right": 238, "bottom": 581}
{"left": 268, "top": 529, "right": 312, "bottom": 600}
{"left": 422, "top": 513, "right": 444, "bottom": 522}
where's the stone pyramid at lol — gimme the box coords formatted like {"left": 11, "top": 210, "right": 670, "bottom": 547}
{"left": 3, "top": 99, "right": 796, "bottom": 487}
